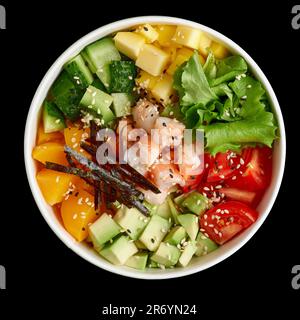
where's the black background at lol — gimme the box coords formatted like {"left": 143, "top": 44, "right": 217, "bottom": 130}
{"left": 0, "top": 1, "right": 299, "bottom": 318}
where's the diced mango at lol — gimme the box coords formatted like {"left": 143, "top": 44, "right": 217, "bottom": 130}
{"left": 72, "top": 176, "right": 95, "bottom": 194}
{"left": 37, "top": 169, "right": 76, "bottom": 205}
{"left": 211, "top": 42, "right": 229, "bottom": 59}
{"left": 151, "top": 74, "right": 174, "bottom": 104}
{"left": 167, "top": 48, "right": 194, "bottom": 75}
{"left": 114, "top": 32, "right": 146, "bottom": 60}
{"left": 198, "top": 32, "right": 212, "bottom": 57}
{"left": 37, "top": 123, "right": 64, "bottom": 145}
{"left": 164, "top": 46, "right": 177, "bottom": 63}
{"left": 135, "top": 24, "right": 158, "bottom": 43}
{"left": 64, "top": 127, "right": 90, "bottom": 158}
{"left": 32, "top": 142, "right": 68, "bottom": 166}
{"left": 61, "top": 189, "right": 98, "bottom": 242}
{"left": 172, "top": 26, "right": 202, "bottom": 49}
{"left": 135, "top": 70, "right": 160, "bottom": 90}
{"left": 156, "top": 25, "right": 177, "bottom": 47}
{"left": 136, "top": 44, "right": 170, "bottom": 76}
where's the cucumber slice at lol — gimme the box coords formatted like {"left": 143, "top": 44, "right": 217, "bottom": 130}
{"left": 195, "top": 232, "right": 218, "bottom": 256}
{"left": 51, "top": 71, "right": 83, "bottom": 120}
{"left": 64, "top": 54, "right": 94, "bottom": 90}
{"left": 111, "top": 93, "right": 135, "bottom": 117}
{"left": 181, "top": 191, "right": 209, "bottom": 216}
{"left": 125, "top": 252, "right": 148, "bottom": 270}
{"left": 43, "top": 101, "right": 66, "bottom": 133}
{"left": 80, "top": 85, "right": 115, "bottom": 124}
{"left": 83, "top": 38, "right": 121, "bottom": 88}
{"left": 109, "top": 60, "right": 137, "bottom": 93}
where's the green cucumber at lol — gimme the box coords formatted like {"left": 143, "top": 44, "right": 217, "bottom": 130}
{"left": 43, "top": 101, "right": 66, "bottom": 133}
{"left": 109, "top": 60, "right": 136, "bottom": 93}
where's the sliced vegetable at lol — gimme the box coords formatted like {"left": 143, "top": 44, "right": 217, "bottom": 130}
{"left": 32, "top": 142, "right": 68, "bottom": 166}
{"left": 109, "top": 60, "right": 137, "bottom": 93}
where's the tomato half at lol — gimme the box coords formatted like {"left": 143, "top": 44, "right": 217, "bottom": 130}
{"left": 200, "top": 201, "right": 258, "bottom": 245}
{"left": 226, "top": 147, "right": 272, "bottom": 191}
{"left": 207, "top": 148, "right": 252, "bottom": 183}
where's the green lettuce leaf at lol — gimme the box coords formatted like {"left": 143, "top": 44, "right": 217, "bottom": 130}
{"left": 202, "top": 110, "right": 277, "bottom": 155}
{"left": 210, "top": 56, "right": 248, "bottom": 86}
{"left": 173, "top": 52, "right": 217, "bottom": 107}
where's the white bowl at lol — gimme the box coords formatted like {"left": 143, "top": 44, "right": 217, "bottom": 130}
{"left": 24, "top": 16, "right": 286, "bottom": 280}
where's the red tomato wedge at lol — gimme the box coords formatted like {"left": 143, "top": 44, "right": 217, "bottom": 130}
{"left": 219, "top": 187, "right": 256, "bottom": 205}
{"left": 200, "top": 201, "right": 259, "bottom": 245}
{"left": 226, "top": 147, "right": 272, "bottom": 191}
{"left": 207, "top": 148, "right": 252, "bottom": 183}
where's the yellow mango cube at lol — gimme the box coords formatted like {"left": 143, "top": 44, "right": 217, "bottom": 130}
{"left": 164, "top": 46, "right": 177, "bottom": 63}
{"left": 198, "top": 32, "right": 212, "bottom": 57}
{"left": 136, "top": 44, "right": 170, "bottom": 76}
{"left": 172, "top": 26, "right": 202, "bottom": 49}
{"left": 167, "top": 48, "right": 202, "bottom": 76}
{"left": 151, "top": 74, "right": 174, "bottom": 104}
{"left": 211, "top": 42, "right": 230, "bottom": 59}
{"left": 136, "top": 70, "right": 159, "bottom": 90}
{"left": 135, "top": 24, "right": 159, "bottom": 43}
{"left": 114, "top": 32, "right": 146, "bottom": 60}
{"left": 156, "top": 25, "right": 177, "bottom": 46}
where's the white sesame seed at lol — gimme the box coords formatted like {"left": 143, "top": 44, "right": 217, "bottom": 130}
{"left": 55, "top": 176, "right": 60, "bottom": 183}
{"left": 240, "top": 158, "right": 245, "bottom": 165}
{"left": 73, "top": 214, "right": 77, "bottom": 220}
{"left": 208, "top": 224, "right": 214, "bottom": 228}
{"left": 204, "top": 187, "right": 210, "bottom": 191}
{"left": 200, "top": 228, "right": 205, "bottom": 232}
{"left": 71, "top": 137, "right": 76, "bottom": 143}
{"left": 204, "top": 221, "right": 208, "bottom": 226}
{"left": 215, "top": 185, "right": 222, "bottom": 189}
{"left": 216, "top": 209, "right": 221, "bottom": 213}
{"left": 224, "top": 209, "right": 229, "bottom": 214}
{"left": 241, "top": 95, "right": 247, "bottom": 100}
{"left": 214, "top": 228, "right": 219, "bottom": 234}
{"left": 204, "top": 232, "right": 209, "bottom": 238}
{"left": 73, "top": 143, "right": 78, "bottom": 148}
{"left": 219, "top": 175, "right": 225, "bottom": 179}
{"left": 232, "top": 176, "right": 237, "bottom": 180}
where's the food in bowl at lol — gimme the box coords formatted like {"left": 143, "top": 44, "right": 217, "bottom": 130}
{"left": 32, "top": 23, "right": 277, "bottom": 271}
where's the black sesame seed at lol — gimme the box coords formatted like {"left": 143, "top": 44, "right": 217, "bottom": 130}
{"left": 169, "top": 174, "right": 174, "bottom": 178}
{"left": 163, "top": 122, "right": 167, "bottom": 127}
{"left": 127, "top": 229, "right": 132, "bottom": 234}
{"left": 75, "top": 192, "right": 79, "bottom": 197}
{"left": 82, "top": 227, "right": 85, "bottom": 231}
{"left": 144, "top": 27, "right": 149, "bottom": 31}
{"left": 151, "top": 238, "right": 155, "bottom": 243}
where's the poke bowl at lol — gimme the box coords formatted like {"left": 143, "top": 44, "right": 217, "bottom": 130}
{"left": 24, "top": 16, "right": 286, "bottom": 279}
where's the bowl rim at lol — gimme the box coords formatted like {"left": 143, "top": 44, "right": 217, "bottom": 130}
{"left": 24, "top": 15, "right": 286, "bottom": 280}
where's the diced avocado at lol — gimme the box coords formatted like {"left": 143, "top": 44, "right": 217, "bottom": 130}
{"left": 148, "top": 260, "right": 160, "bottom": 268}
{"left": 143, "top": 201, "right": 157, "bottom": 216}
{"left": 151, "top": 242, "right": 181, "bottom": 267}
{"left": 134, "top": 240, "right": 147, "bottom": 250}
{"left": 109, "top": 60, "right": 137, "bottom": 93}
{"left": 100, "top": 235, "right": 138, "bottom": 265}
{"left": 178, "top": 214, "right": 199, "bottom": 241}
{"left": 155, "top": 200, "right": 172, "bottom": 220}
{"left": 88, "top": 213, "right": 121, "bottom": 249}
{"left": 174, "top": 193, "right": 188, "bottom": 206}
{"left": 111, "top": 93, "right": 135, "bottom": 117}
{"left": 139, "top": 215, "right": 171, "bottom": 251}
{"left": 114, "top": 206, "right": 150, "bottom": 240}
{"left": 164, "top": 226, "right": 187, "bottom": 246}
{"left": 181, "top": 191, "right": 209, "bottom": 215}
{"left": 125, "top": 252, "right": 148, "bottom": 270}
{"left": 167, "top": 196, "right": 180, "bottom": 224}
{"left": 83, "top": 38, "right": 121, "bottom": 88}
{"left": 51, "top": 71, "right": 83, "bottom": 120}
{"left": 92, "top": 78, "right": 107, "bottom": 92}
{"left": 195, "top": 232, "right": 219, "bottom": 257}
{"left": 43, "top": 101, "right": 66, "bottom": 133}
{"left": 178, "top": 241, "right": 197, "bottom": 267}
{"left": 64, "top": 54, "right": 94, "bottom": 90}
{"left": 80, "top": 85, "right": 115, "bottom": 124}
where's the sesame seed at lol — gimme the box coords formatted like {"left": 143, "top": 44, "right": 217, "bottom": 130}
{"left": 218, "top": 232, "right": 223, "bottom": 237}
{"left": 214, "top": 228, "right": 219, "bottom": 234}
{"left": 232, "top": 176, "right": 237, "bottom": 180}
{"left": 215, "top": 185, "right": 222, "bottom": 189}
{"left": 204, "top": 221, "right": 208, "bottom": 226}
{"left": 55, "top": 176, "right": 60, "bottom": 183}
{"left": 236, "top": 164, "right": 241, "bottom": 169}
{"left": 219, "top": 175, "right": 225, "bottom": 179}
{"left": 204, "top": 232, "right": 209, "bottom": 238}
{"left": 241, "top": 95, "right": 247, "bottom": 100}
{"left": 224, "top": 209, "right": 229, "bottom": 214}
{"left": 71, "top": 137, "right": 76, "bottom": 143}
{"left": 216, "top": 209, "right": 221, "bottom": 213}
{"left": 204, "top": 187, "right": 210, "bottom": 191}
{"left": 208, "top": 224, "right": 214, "bottom": 228}
{"left": 204, "top": 214, "right": 208, "bottom": 219}
{"left": 73, "top": 143, "right": 78, "bottom": 148}
{"left": 247, "top": 84, "right": 252, "bottom": 89}
{"left": 240, "top": 158, "right": 245, "bottom": 165}
{"left": 73, "top": 214, "right": 77, "bottom": 220}
{"left": 200, "top": 228, "right": 205, "bottom": 232}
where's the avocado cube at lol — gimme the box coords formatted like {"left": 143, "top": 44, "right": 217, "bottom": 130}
{"left": 178, "top": 241, "right": 197, "bottom": 267}
{"left": 181, "top": 191, "right": 209, "bottom": 215}
{"left": 88, "top": 213, "right": 121, "bottom": 249}
{"left": 125, "top": 252, "right": 148, "bottom": 270}
{"left": 178, "top": 214, "right": 199, "bottom": 241}
{"left": 164, "top": 226, "right": 187, "bottom": 246}
{"left": 99, "top": 236, "right": 138, "bottom": 265}
{"left": 139, "top": 215, "right": 171, "bottom": 251}
{"left": 195, "top": 232, "right": 219, "bottom": 257}
{"left": 114, "top": 206, "right": 150, "bottom": 240}
{"left": 151, "top": 242, "right": 181, "bottom": 267}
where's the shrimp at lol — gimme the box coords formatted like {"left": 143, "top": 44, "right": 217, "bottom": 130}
{"left": 132, "top": 99, "right": 159, "bottom": 133}
{"left": 153, "top": 117, "right": 185, "bottom": 150}
{"left": 141, "top": 188, "right": 169, "bottom": 206}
